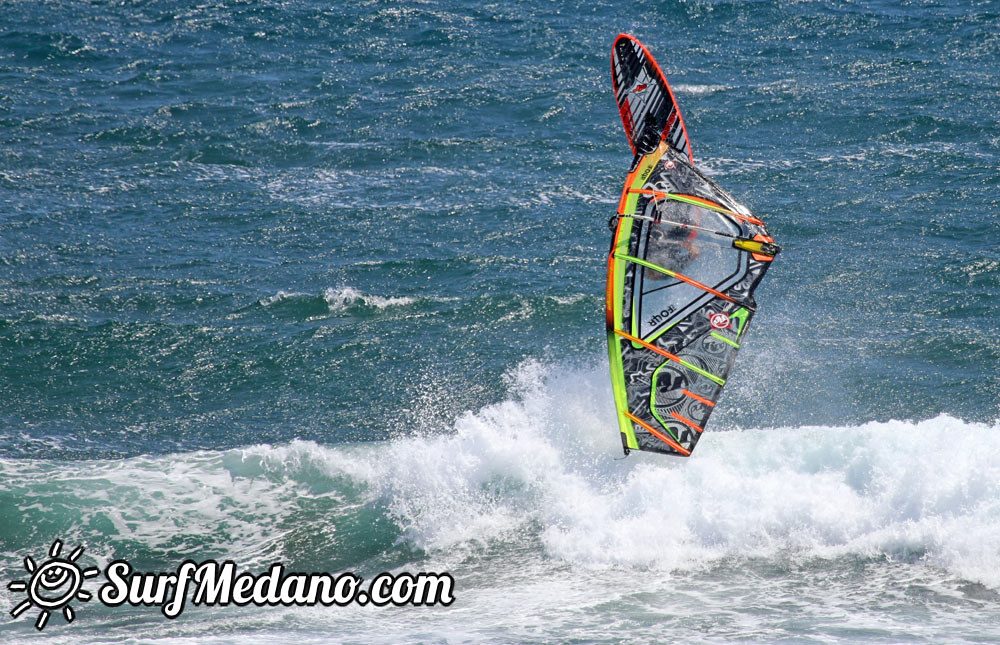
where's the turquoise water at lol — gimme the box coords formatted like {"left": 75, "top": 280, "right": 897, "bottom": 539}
{"left": 2, "top": 0, "right": 999, "bottom": 641}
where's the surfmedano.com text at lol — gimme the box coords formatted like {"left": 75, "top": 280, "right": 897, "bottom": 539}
{"left": 98, "top": 560, "right": 455, "bottom": 619}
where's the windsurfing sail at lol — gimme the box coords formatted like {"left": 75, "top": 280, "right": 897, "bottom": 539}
{"left": 611, "top": 33, "right": 693, "bottom": 162}
{"left": 606, "top": 34, "right": 779, "bottom": 457}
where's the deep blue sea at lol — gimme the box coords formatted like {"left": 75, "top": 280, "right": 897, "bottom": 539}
{"left": 2, "top": 0, "right": 999, "bottom": 642}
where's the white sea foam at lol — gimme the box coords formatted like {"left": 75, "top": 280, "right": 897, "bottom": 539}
{"left": 256, "top": 287, "right": 417, "bottom": 311}
{"left": 5, "top": 362, "right": 1000, "bottom": 594}
{"left": 258, "top": 290, "right": 309, "bottom": 306}
{"left": 216, "top": 361, "right": 1000, "bottom": 590}
{"left": 672, "top": 83, "right": 730, "bottom": 95}
{"left": 5, "top": 361, "right": 1000, "bottom": 642}
{"left": 0, "top": 451, "right": 294, "bottom": 570}
{"left": 30, "top": 313, "right": 82, "bottom": 323}
{"left": 697, "top": 156, "right": 799, "bottom": 176}
{"left": 546, "top": 294, "right": 587, "bottom": 305}
{"left": 322, "top": 286, "right": 416, "bottom": 310}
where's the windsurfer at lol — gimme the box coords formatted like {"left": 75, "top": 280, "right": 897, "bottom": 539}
{"left": 645, "top": 222, "right": 700, "bottom": 279}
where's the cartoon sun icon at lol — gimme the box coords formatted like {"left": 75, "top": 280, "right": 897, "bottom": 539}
{"left": 8, "top": 539, "right": 100, "bottom": 631}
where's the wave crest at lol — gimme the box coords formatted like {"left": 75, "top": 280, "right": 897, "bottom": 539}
{"left": 4, "top": 362, "right": 999, "bottom": 590}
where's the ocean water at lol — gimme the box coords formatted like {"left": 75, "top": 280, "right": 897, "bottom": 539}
{"left": 2, "top": 0, "right": 999, "bottom": 642}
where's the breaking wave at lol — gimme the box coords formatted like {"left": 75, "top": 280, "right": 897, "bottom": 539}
{"left": 3, "top": 361, "right": 999, "bottom": 589}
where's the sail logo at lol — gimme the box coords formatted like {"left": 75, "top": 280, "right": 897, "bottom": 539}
{"left": 648, "top": 306, "right": 676, "bottom": 327}
{"left": 708, "top": 312, "right": 730, "bottom": 329}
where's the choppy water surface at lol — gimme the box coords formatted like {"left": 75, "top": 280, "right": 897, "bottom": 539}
{"left": 2, "top": 0, "right": 999, "bottom": 641}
